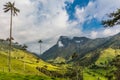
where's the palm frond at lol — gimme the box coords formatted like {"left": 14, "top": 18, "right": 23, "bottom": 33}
{"left": 13, "top": 7, "right": 20, "bottom": 16}
{"left": 4, "top": 8, "right": 10, "bottom": 13}
{"left": 12, "top": 2, "right": 15, "bottom": 7}
{"left": 102, "top": 9, "right": 120, "bottom": 27}
{"left": 38, "top": 40, "right": 43, "bottom": 43}
{"left": 8, "top": 2, "right": 12, "bottom": 6}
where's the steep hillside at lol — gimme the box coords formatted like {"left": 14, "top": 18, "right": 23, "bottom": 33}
{"left": 75, "top": 33, "right": 120, "bottom": 66}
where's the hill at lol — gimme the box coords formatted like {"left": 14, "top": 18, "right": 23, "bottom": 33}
{"left": 39, "top": 32, "right": 120, "bottom": 80}
{"left": 0, "top": 39, "right": 66, "bottom": 80}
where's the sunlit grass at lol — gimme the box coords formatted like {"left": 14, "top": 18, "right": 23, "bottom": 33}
{"left": 96, "top": 48, "right": 120, "bottom": 65}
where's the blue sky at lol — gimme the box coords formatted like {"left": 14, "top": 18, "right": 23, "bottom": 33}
{"left": 0, "top": 0, "right": 120, "bottom": 54}
{"left": 65, "top": 0, "right": 102, "bottom": 32}
{"left": 65, "top": 0, "right": 90, "bottom": 20}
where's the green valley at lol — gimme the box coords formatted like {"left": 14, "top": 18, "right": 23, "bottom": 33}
{"left": 0, "top": 32, "right": 120, "bottom": 80}
{"left": 0, "top": 1, "right": 120, "bottom": 79}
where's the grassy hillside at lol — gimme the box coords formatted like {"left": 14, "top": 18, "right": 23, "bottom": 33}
{"left": 96, "top": 48, "right": 120, "bottom": 65}
{"left": 0, "top": 40, "right": 66, "bottom": 80}
{"left": 82, "top": 48, "right": 120, "bottom": 80}
{"left": 0, "top": 37, "right": 120, "bottom": 80}
{"left": 0, "top": 72, "right": 56, "bottom": 80}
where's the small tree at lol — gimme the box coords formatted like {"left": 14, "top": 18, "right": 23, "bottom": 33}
{"left": 72, "top": 52, "right": 78, "bottom": 59}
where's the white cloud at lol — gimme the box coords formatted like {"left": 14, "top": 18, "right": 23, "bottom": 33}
{"left": 84, "top": 26, "right": 120, "bottom": 39}
{"left": 102, "top": 26, "right": 120, "bottom": 37}
{"left": 75, "top": 0, "right": 120, "bottom": 38}
{"left": 0, "top": 0, "right": 120, "bottom": 54}
{"left": 0, "top": 0, "right": 81, "bottom": 54}
{"left": 68, "top": 0, "right": 74, "bottom": 3}
{"left": 75, "top": 0, "right": 120, "bottom": 21}
{"left": 75, "top": 7, "right": 85, "bottom": 23}
{"left": 91, "top": 31, "right": 98, "bottom": 38}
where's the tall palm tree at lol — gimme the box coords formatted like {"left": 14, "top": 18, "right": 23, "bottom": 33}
{"left": 3, "top": 2, "right": 20, "bottom": 72}
{"left": 38, "top": 40, "right": 42, "bottom": 54}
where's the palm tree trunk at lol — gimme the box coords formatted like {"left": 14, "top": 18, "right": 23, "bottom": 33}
{"left": 40, "top": 43, "right": 41, "bottom": 54}
{"left": 23, "top": 53, "right": 25, "bottom": 72}
{"left": 8, "top": 9, "right": 12, "bottom": 72}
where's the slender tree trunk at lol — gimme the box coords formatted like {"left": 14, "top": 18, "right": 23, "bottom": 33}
{"left": 23, "top": 53, "right": 25, "bottom": 72}
{"left": 40, "top": 43, "right": 41, "bottom": 54}
{"left": 8, "top": 9, "right": 12, "bottom": 72}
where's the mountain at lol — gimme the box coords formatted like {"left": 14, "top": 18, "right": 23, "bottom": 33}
{"left": 0, "top": 34, "right": 119, "bottom": 80}
{"left": 40, "top": 33, "right": 120, "bottom": 64}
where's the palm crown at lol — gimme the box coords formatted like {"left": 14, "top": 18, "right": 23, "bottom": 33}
{"left": 38, "top": 40, "right": 42, "bottom": 43}
{"left": 3, "top": 2, "right": 20, "bottom": 16}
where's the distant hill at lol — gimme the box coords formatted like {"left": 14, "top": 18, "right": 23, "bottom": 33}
{"left": 40, "top": 33, "right": 120, "bottom": 65}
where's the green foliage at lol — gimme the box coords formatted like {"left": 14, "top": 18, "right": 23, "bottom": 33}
{"left": 102, "top": 9, "right": 120, "bottom": 27}
{"left": 111, "top": 55, "right": 120, "bottom": 80}
{"left": 54, "top": 57, "right": 66, "bottom": 64}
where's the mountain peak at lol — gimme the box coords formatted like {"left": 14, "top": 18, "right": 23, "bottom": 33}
{"left": 59, "top": 36, "right": 69, "bottom": 39}
{"left": 57, "top": 36, "right": 71, "bottom": 47}
{"left": 41, "top": 34, "right": 120, "bottom": 61}
{"left": 57, "top": 36, "right": 90, "bottom": 47}
{"left": 58, "top": 36, "right": 72, "bottom": 41}
{"left": 73, "top": 37, "right": 90, "bottom": 42}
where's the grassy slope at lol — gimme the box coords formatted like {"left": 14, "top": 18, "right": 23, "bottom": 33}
{"left": 0, "top": 43, "right": 65, "bottom": 80}
{"left": 96, "top": 48, "right": 120, "bottom": 65}
{"left": 83, "top": 48, "right": 120, "bottom": 80}
{"left": 0, "top": 40, "right": 120, "bottom": 80}
{"left": 0, "top": 72, "right": 53, "bottom": 80}
{"left": 0, "top": 49, "right": 59, "bottom": 73}
{"left": 45, "top": 48, "right": 120, "bottom": 80}
{"left": 83, "top": 68, "right": 107, "bottom": 80}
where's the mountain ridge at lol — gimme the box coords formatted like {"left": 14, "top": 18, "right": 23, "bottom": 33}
{"left": 40, "top": 33, "right": 120, "bottom": 64}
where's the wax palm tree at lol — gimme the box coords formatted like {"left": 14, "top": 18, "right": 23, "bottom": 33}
{"left": 38, "top": 40, "right": 42, "bottom": 54}
{"left": 3, "top": 2, "right": 20, "bottom": 72}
